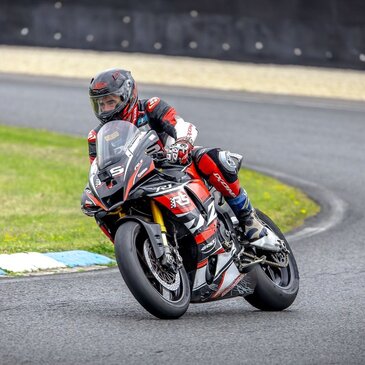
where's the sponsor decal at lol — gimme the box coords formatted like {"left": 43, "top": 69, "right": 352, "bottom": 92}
{"left": 137, "top": 115, "right": 149, "bottom": 127}
{"left": 170, "top": 191, "right": 190, "bottom": 209}
{"left": 134, "top": 160, "right": 143, "bottom": 171}
{"left": 88, "top": 130, "right": 97, "bottom": 142}
{"left": 156, "top": 184, "right": 173, "bottom": 192}
{"left": 110, "top": 165, "right": 125, "bottom": 177}
{"left": 130, "top": 105, "right": 138, "bottom": 125}
{"left": 213, "top": 173, "right": 236, "bottom": 198}
{"left": 186, "top": 123, "right": 194, "bottom": 143}
{"left": 104, "top": 131, "right": 120, "bottom": 142}
{"left": 137, "top": 167, "right": 148, "bottom": 178}
{"left": 93, "top": 82, "right": 107, "bottom": 90}
{"left": 201, "top": 238, "right": 216, "bottom": 254}
{"left": 147, "top": 97, "right": 160, "bottom": 112}
{"left": 144, "top": 183, "right": 174, "bottom": 193}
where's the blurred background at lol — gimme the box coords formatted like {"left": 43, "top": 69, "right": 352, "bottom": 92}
{"left": 1, "top": 3, "right": 365, "bottom": 365}
{"left": 1, "top": 0, "right": 365, "bottom": 70}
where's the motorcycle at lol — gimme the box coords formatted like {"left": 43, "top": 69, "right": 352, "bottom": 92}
{"left": 86, "top": 120, "right": 299, "bottom": 319}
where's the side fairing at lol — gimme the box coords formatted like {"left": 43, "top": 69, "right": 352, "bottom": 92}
{"left": 89, "top": 152, "right": 155, "bottom": 210}
{"left": 151, "top": 179, "right": 222, "bottom": 264}
{"left": 147, "top": 176, "right": 256, "bottom": 303}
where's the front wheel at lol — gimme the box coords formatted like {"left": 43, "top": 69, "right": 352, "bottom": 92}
{"left": 244, "top": 209, "right": 299, "bottom": 311}
{"left": 114, "top": 221, "right": 191, "bottom": 319}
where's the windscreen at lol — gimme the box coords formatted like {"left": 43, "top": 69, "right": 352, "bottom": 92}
{"left": 96, "top": 120, "right": 141, "bottom": 170}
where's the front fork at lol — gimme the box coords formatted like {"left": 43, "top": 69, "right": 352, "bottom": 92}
{"left": 150, "top": 200, "right": 181, "bottom": 270}
{"left": 150, "top": 200, "right": 169, "bottom": 248}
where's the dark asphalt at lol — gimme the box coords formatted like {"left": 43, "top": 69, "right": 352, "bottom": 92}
{"left": 1, "top": 73, "right": 365, "bottom": 365}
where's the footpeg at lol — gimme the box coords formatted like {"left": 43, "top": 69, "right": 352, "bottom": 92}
{"left": 234, "top": 252, "right": 265, "bottom": 273}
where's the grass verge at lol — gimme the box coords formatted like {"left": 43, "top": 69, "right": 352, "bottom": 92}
{"left": 1, "top": 124, "right": 319, "bottom": 257}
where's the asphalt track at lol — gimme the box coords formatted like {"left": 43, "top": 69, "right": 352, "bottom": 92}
{"left": 1, "top": 74, "right": 365, "bottom": 365}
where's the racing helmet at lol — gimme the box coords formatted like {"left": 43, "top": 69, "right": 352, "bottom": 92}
{"left": 89, "top": 68, "right": 138, "bottom": 124}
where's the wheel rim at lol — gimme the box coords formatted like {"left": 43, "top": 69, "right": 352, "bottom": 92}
{"left": 143, "top": 240, "right": 181, "bottom": 291}
{"left": 261, "top": 251, "right": 294, "bottom": 288}
{"left": 140, "top": 239, "right": 185, "bottom": 302}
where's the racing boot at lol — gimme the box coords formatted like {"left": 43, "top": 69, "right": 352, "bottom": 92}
{"left": 227, "top": 188, "right": 284, "bottom": 252}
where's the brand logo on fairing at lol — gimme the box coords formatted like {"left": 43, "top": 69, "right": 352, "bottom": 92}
{"left": 137, "top": 168, "right": 148, "bottom": 178}
{"left": 170, "top": 192, "right": 190, "bottom": 209}
{"left": 134, "top": 160, "right": 143, "bottom": 171}
{"left": 110, "top": 166, "right": 124, "bottom": 176}
{"left": 201, "top": 238, "right": 216, "bottom": 254}
{"left": 156, "top": 184, "right": 173, "bottom": 192}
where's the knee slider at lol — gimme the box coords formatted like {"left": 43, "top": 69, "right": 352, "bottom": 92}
{"left": 218, "top": 150, "right": 241, "bottom": 174}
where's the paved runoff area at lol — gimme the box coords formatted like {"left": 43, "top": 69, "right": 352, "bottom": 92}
{"left": 1, "top": 45, "right": 364, "bottom": 275}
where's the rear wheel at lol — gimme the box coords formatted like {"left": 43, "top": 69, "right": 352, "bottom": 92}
{"left": 114, "top": 221, "right": 191, "bottom": 319}
{"left": 244, "top": 209, "right": 299, "bottom": 311}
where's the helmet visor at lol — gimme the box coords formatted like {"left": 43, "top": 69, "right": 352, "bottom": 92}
{"left": 90, "top": 82, "right": 132, "bottom": 121}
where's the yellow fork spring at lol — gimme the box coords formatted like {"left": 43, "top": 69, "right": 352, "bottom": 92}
{"left": 150, "top": 200, "right": 168, "bottom": 247}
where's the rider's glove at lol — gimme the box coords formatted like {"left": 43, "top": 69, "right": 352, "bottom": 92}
{"left": 166, "top": 138, "right": 193, "bottom": 165}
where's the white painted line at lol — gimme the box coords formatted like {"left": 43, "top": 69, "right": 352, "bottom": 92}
{"left": 245, "top": 164, "right": 348, "bottom": 242}
{"left": 0, "top": 253, "right": 66, "bottom": 273}
{"left": 141, "top": 84, "right": 365, "bottom": 114}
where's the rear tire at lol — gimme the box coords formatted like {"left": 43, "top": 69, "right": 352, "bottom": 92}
{"left": 114, "top": 221, "right": 191, "bottom": 319}
{"left": 244, "top": 210, "right": 299, "bottom": 311}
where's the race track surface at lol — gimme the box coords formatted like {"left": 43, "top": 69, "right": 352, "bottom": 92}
{"left": 1, "top": 74, "right": 365, "bottom": 365}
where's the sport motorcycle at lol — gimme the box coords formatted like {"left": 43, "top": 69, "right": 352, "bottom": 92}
{"left": 85, "top": 120, "right": 299, "bottom": 319}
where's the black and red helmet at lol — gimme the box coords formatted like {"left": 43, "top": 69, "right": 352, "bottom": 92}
{"left": 89, "top": 68, "right": 138, "bottom": 124}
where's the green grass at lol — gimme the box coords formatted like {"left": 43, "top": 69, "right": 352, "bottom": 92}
{"left": 0, "top": 124, "right": 319, "bottom": 257}
{"left": 239, "top": 169, "right": 319, "bottom": 233}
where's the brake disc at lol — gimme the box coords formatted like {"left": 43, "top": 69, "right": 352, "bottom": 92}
{"left": 143, "top": 240, "right": 181, "bottom": 291}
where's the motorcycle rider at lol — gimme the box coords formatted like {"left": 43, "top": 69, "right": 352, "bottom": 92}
{"left": 81, "top": 68, "right": 282, "bottom": 252}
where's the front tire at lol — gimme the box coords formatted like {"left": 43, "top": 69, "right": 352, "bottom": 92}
{"left": 244, "top": 210, "right": 299, "bottom": 311}
{"left": 114, "top": 221, "right": 191, "bottom": 319}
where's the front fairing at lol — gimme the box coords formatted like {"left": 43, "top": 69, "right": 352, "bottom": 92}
{"left": 96, "top": 120, "right": 141, "bottom": 170}
{"left": 88, "top": 121, "right": 158, "bottom": 210}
